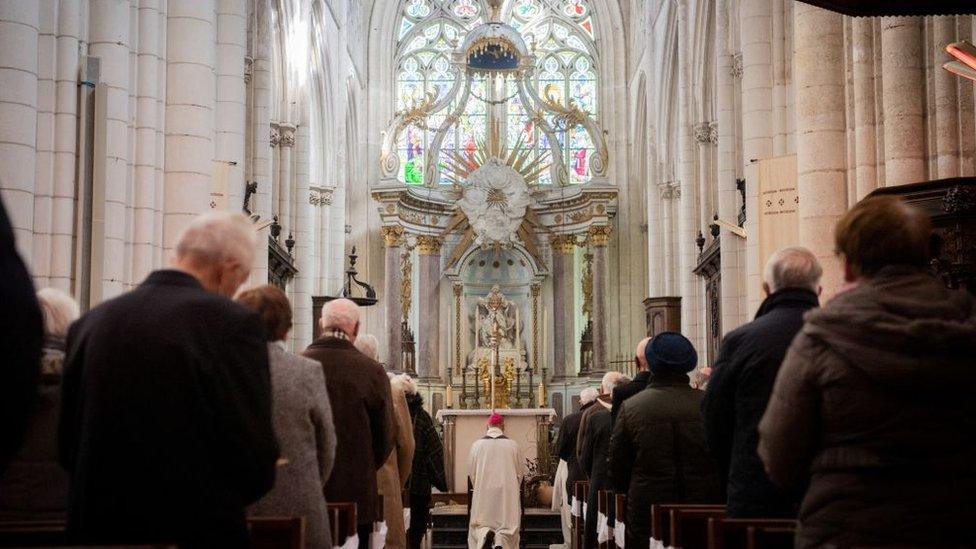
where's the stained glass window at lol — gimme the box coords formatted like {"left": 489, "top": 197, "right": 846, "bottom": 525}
{"left": 394, "top": 0, "right": 599, "bottom": 185}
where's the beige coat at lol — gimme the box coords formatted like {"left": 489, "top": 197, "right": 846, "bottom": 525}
{"left": 377, "top": 378, "right": 415, "bottom": 549}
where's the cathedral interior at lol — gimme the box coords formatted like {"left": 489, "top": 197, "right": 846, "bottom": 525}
{"left": 2, "top": 0, "right": 975, "bottom": 419}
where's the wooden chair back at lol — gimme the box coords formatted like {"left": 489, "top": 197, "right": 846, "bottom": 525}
{"left": 650, "top": 503, "right": 725, "bottom": 546}
{"left": 706, "top": 517, "right": 796, "bottom": 549}
{"left": 0, "top": 520, "right": 68, "bottom": 547}
{"left": 327, "top": 502, "right": 358, "bottom": 547}
{"left": 572, "top": 480, "right": 589, "bottom": 549}
{"left": 614, "top": 494, "right": 627, "bottom": 548}
{"left": 246, "top": 516, "right": 304, "bottom": 549}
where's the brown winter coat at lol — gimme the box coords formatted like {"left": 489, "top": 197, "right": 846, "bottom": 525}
{"left": 304, "top": 336, "right": 396, "bottom": 525}
{"left": 377, "top": 378, "right": 415, "bottom": 549}
{"left": 759, "top": 267, "right": 976, "bottom": 548}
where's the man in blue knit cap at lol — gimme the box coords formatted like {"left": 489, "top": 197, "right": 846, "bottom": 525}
{"left": 608, "top": 332, "right": 722, "bottom": 548}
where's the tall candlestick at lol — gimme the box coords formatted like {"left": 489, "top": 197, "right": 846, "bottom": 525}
{"left": 515, "top": 305, "right": 521, "bottom": 369}
{"left": 446, "top": 384, "right": 453, "bottom": 408}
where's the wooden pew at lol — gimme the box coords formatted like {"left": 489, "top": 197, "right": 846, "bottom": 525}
{"left": 596, "top": 490, "right": 613, "bottom": 549}
{"left": 0, "top": 519, "right": 68, "bottom": 547}
{"left": 327, "top": 502, "right": 358, "bottom": 547}
{"left": 613, "top": 494, "right": 627, "bottom": 548}
{"left": 247, "top": 517, "right": 304, "bottom": 549}
{"left": 706, "top": 517, "right": 796, "bottom": 549}
{"left": 572, "top": 480, "right": 588, "bottom": 549}
{"left": 650, "top": 503, "right": 725, "bottom": 547}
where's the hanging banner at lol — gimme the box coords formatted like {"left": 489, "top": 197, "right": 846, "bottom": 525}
{"left": 757, "top": 154, "right": 799, "bottom": 274}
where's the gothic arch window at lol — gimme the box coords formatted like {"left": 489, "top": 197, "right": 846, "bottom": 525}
{"left": 393, "top": 0, "right": 600, "bottom": 185}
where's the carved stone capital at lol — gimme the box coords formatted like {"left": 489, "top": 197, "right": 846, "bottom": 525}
{"left": 731, "top": 52, "right": 743, "bottom": 78}
{"left": 587, "top": 225, "right": 612, "bottom": 247}
{"left": 658, "top": 181, "right": 680, "bottom": 200}
{"left": 309, "top": 186, "right": 334, "bottom": 207}
{"left": 382, "top": 225, "right": 405, "bottom": 247}
{"left": 694, "top": 121, "right": 718, "bottom": 145}
{"left": 270, "top": 123, "right": 280, "bottom": 148}
{"left": 244, "top": 56, "right": 253, "bottom": 85}
{"left": 278, "top": 123, "right": 297, "bottom": 148}
{"left": 531, "top": 283, "right": 542, "bottom": 297}
{"left": 549, "top": 234, "right": 578, "bottom": 254}
{"left": 416, "top": 235, "right": 443, "bottom": 255}
{"left": 453, "top": 283, "right": 464, "bottom": 297}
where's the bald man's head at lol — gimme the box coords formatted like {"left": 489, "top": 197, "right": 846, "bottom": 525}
{"left": 635, "top": 337, "right": 651, "bottom": 371}
{"left": 320, "top": 298, "right": 361, "bottom": 342}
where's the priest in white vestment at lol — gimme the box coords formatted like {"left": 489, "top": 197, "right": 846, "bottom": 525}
{"left": 467, "top": 414, "right": 526, "bottom": 549}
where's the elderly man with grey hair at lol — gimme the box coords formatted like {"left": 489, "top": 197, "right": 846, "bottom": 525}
{"left": 59, "top": 211, "right": 278, "bottom": 545}
{"left": 702, "top": 246, "right": 822, "bottom": 518}
{"left": 304, "top": 303, "right": 396, "bottom": 549}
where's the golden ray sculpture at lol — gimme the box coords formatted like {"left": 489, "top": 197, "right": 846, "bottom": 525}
{"left": 440, "top": 120, "right": 551, "bottom": 269}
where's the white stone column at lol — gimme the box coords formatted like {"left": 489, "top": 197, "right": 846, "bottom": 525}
{"left": 382, "top": 226, "right": 404, "bottom": 370}
{"left": 133, "top": 0, "right": 162, "bottom": 285}
{"left": 216, "top": 0, "right": 247, "bottom": 211}
{"left": 164, "top": 0, "right": 215, "bottom": 252}
{"left": 49, "top": 0, "right": 81, "bottom": 291}
{"left": 32, "top": 0, "right": 58, "bottom": 286}
{"left": 0, "top": 1, "right": 40, "bottom": 261}
{"left": 771, "top": 0, "right": 788, "bottom": 156}
{"left": 852, "top": 17, "right": 879, "bottom": 200}
{"left": 278, "top": 122, "right": 295, "bottom": 237}
{"left": 881, "top": 17, "right": 926, "bottom": 186}
{"left": 249, "top": 0, "right": 272, "bottom": 284}
{"left": 715, "top": 0, "right": 741, "bottom": 333}
{"left": 416, "top": 235, "right": 442, "bottom": 379}
{"left": 153, "top": 0, "right": 168, "bottom": 269}
{"left": 795, "top": 3, "right": 847, "bottom": 298}
{"left": 294, "top": 113, "right": 312, "bottom": 348}
{"left": 90, "top": 0, "right": 132, "bottom": 298}
{"left": 933, "top": 16, "right": 960, "bottom": 179}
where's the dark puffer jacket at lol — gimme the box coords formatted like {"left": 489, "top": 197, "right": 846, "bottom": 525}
{"left": 759, "top": 267, "right": 976, "bottom": 548}
{"left": 609, "top": 374, "right": 721, "bottom": 546}
{"left": 406, "top": 393, "right": 447, "bottom": 496}
{"left": 702, "top": 288, "right": 818, "bottom": 517}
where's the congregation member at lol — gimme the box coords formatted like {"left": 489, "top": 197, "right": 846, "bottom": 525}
{"left": 305, "top": 299, "right": 395, "bottom": 549}
{"left": 575, "top": 371, "right": 626, "bottom": 475}
{"left": 403, "top": 376, "right": 447, "bottom": 549}
{"left": 580, "top": 374, "right": 629, "bottom": 549}
{"left": 0, "top": 197, "right": 43, "bottom": 474}
{"left": 467, "top": 414, "right": 526, "bottom": 549}
{"left": 702, "top": 246, "right": 821, "bottom": 518}
{"left": 356, "top": 334, "right": 414, "bottom": 549}
{"left": 237, "top": 285, "right": 337, "bottom": 549}
{"left": 0, "top": 288, "right": 78, "bottom": 520}
{"left": 610, "top": 337, "right": 650, "bottom": 424}
{"left": 58, "top": 211, "right": 278, "bottom": 545}
{"left": 553, "top": 387, "right": 597, "bottom": 547}
{"left": 609, "top": 332, "right": 720, "bottom": 548}
{"left": 759, "top": 196, "right": 976, "bottom": 548}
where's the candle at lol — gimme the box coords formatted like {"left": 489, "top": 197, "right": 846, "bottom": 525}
{"left": 515, "top": 305, "right": 521, "bottom": 368}
{"left": 475, "top": 299, "right": 481, "bottom": 348}
{"left": 446, "top": 385, "right": 453, "bottom": 408}
{"left": 537, "top": 382, "right": 545, "bottom": 409}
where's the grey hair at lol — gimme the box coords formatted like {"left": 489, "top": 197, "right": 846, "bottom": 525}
{"left": 601, "top": 371, "right": 629, "bottom": 394}
{"left": 763, "top": 246, "right": 823, "bottom": 293}
{"left": 354, "top": 333, "right": 379, "bottom": 361}
{"left": 396, "top": 373, "right": 418, "bottom": 394}
{"left": 320, "top": 298, "right": 360, "bottom": 336}
{"left": 37, "top": 288, "right": 80, "bottom": 340}
{"left": 579, "top": 387, "right": 599, "bottom": 405}
{"left": 174, "top": 211, "right": 258, "bottom": 269}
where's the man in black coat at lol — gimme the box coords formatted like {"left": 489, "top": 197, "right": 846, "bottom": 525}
{"left": 580, "top": 376, "right": 628, "bottom": 549}
{"left": 0, "top": 197, "right": 43, "bottom": 475}
{"left": 702, "top": 246, "right": 821, "bottom": 518}
{"left": 555, "top": 388, "right": 597, "bottom": 498}
{"left": 609, "top": 337, "right": 650, "bottom": 425}
{"left": 59, "top": 212, "right": 278, "bottom": 546}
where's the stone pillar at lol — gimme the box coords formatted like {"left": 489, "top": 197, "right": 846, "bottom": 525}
{"left": 382, "top": 225, "right": 405, "bottom": 370}
{"left": 215, "top": 0, "right": 247, "bottom": 210}
{"left": 795, "top": 3, "right": 847, "bottom": 297}
{"left": 852, "top": 17, "right": 879, "bottom": 200}
{"left": 278, "top": 122, "right": 295, "bottom": 235}
{"left": 588, "top": 226, "right": 611, "bottom": 373}
{"left": 881, "top": 17, "right": 926, "bottom": 186}
{"left": 164, "top": 0, "right": 216, "bottom": 250}
{"left": 0, "top": 1, "right": 39, "bottom": 261}
{"left": 933, "top": 16, "right": 961, "bottom": 179}
{"left": 416, "top": 235, "right": 442, "bottom": 379}
{"left": 550, "top": 234, "right": 576, "bottom": 379}
{"left": 249, "top": 0, "right": 272, "bottom": 284}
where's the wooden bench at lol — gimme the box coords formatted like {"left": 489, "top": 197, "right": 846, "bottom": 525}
{"left": 327, "top": 502, "right": 358, "bottom": 547}
{"left": 596, "top": 490, "right": 614, "bottom": 549}
{"left": 572, "top": 480, "right": 589, "bottom": 549}
{"left": 247, "top": 516, "right": 304, "bottom": 549}
{"left": 0, "top": 519, "right": 68, "bottom": 547}
{"left": 707, "top": 517, "right": 796, "bottom": 549}
{"left": 650, "top": 504, "right": 726, "bottom": 547}
{"left": 613, "top": 494, "right": 627, "bottom": 548}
